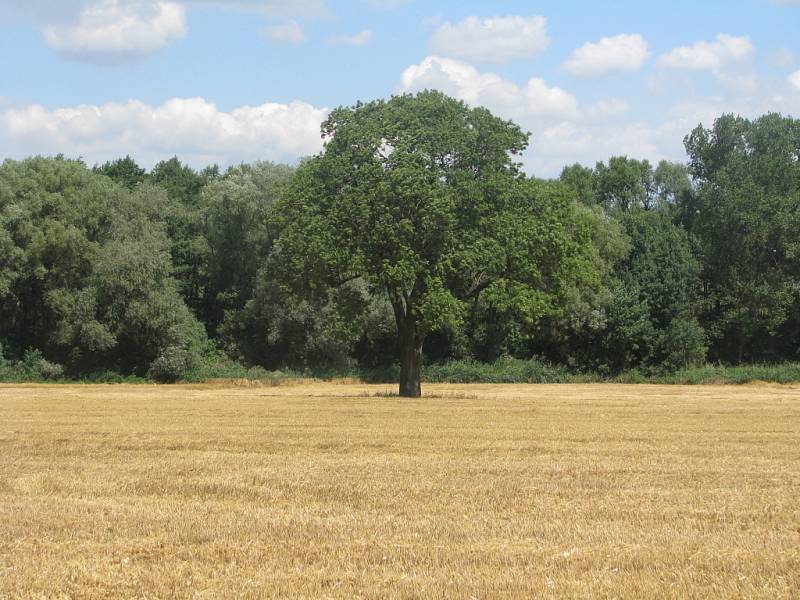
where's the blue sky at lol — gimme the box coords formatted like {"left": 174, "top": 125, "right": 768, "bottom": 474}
{"left": 1, "top": 0, "right": 798, "bottom": 176}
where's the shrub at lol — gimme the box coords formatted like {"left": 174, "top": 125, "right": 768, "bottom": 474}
{"left": 653, "top": 318, "right": 707, "bottom": 373}
{"left": 19, "top": 349, "right": 64, "bottom": 381}
{"left": 179, "top": 344, "right": 273, "bottom": 382}
{"left": 147, "top": 344, "right": 195, "bottom": 383}
{"left": 424, "top": 357, "right": 571, "bottom": 384}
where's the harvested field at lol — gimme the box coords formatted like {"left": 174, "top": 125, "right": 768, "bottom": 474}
{"left": 1, "top": 382, "right": 799, "bottom": 598}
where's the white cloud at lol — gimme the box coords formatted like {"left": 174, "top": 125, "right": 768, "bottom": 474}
{"left": 0, "top": 0, "right": 329, "bottom": 19}
{"left": 657, "top": 34, "right": 756, "bottom": 92}
{"left": 657, "top": 34, "right": 753, "bottom": 71}
{"left": 329, "top": 29, "right": 372, "bottom": 46}
{"left": 42, "top": 1, "right": 187, "bottom": 62}
{"left": 181, "top": 0, "right": 327, "bottom": 17}
{"left": 428, "top": 15, "right": 549, "bottom": 63}
{"left": 1, "top": 0, "right": 327, "bottom": 62}
{"left": 563, "top": 34, "right": 650, "bottom": 76}
{"left": 522, "top": 78, "right": 580, "bottom": 119}
{"left": 713, "top": 70, "right": 758, "bottom": 94}
{"left": 399, "top": 56, "right": 520, "bottom": 113}
{"left": 396, "top": 55, "right": 770, "bottom": 177}
{"left": 0, "top": 97, "right": 328, "bottom": 168}
{"left": 789, "top": 70, "right": 800, "bottom": 90}
{"left": 584, "top": 99, "right": 630, "bottom": 120}
{"left": 264, "top": 20, "right": 305, "bottom": 45}
{"left": 399, "top": 56, "right": 578, "bottom": 120}
{"left": 766, "top": 48, "right": 797, "bottom": 68}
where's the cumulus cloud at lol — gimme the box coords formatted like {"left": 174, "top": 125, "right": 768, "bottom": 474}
{"left": 789, "top": 70, "right": 800, "bottom": 90}
{"left": 400, "top": 56, "right": 578, "bottom": 120}
{"left": 657, "top": 34, "right": 753, "bottom": 70}
{"left": 398, "top": 55, "right": 653, "bottom": 174}
{"left": 180, "top": 0, "right": 327, "bottom": 17}
{"left": 42, "top": 1, "right": 187, "bottom": 62}
{"left": 428, "top": 15, "right": 549, "bottom": 63}
{"left": 584, "top": 99, "right": 630, "bottom": 120}
{"left": 329, "top": 29, "right": 372, "bottom": 46}
{"left": 264, "top": 20, "right": 306, "bottom": 45}
{"left": 396, "top": 55, "right": 755, "bottom": 177}
{"left": 0, "top": 97, "right": 329, "bottom": 168}
{"left": 0, "top": 0, "right": 328, "bottom": 19}
{"left": 766, "top": 48, "right": 797, "bottom": 69}
{"left": 1, "top": 0, "right": 328, "bottom": 62}
{"left": 657, "top": 34, "right": 756, "bottom": 92}
{"left": 563, "top": 34, "right": 650, "bottom": 76}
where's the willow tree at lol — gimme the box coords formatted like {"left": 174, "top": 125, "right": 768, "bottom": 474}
{"left": 271, "top": 91, "right": 598, "bottom": 396}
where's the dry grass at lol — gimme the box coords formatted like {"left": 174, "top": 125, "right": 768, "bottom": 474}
{"left": 1, "top": 382, "right": 799, "bottom": 599}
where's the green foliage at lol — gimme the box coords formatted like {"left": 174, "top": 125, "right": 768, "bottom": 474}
{"left": 226, "top": 278, "right": 375, "bottom": 371}
{"left": 595, "top": 156, "right": 655, "bottom": 212}
{"left": 619, "top": 209, "right": 699, "bottom": 326}
{"left": 559, "top": 164, "right": 596, "bottom": 206}
{"left": 589, "top": 209, "right": 705, "bottom": 374}
{"left": 147, "top": 346, "right": 194, "bottom": 383}
{"left": 94, "top": 155, "right": 147, "bottom": 190}
{"left": 653, "top": 318, "right": 708, "bottom": 373}
{"left": 179, "top": 344, "right": 273, "bottom": 382}
{"left": 19, "top": 348, "right": 65, "bottom": 380}
{"left": 466, "top": 179, "right": 603, "bottom": 361}
{"left": 423, "top": 357, "right": 571, "bottom": 384}
{"left": 682, "top": 113, "right": 800, "bottom": 362}
{"left": 561, "top": 157, "right": 690, "bottom": 214}
{"left": 270, "top": 91, "right": 600, "bottom": 395}
{"left": 144, "top": 158, "right": 211, "bottom": 316}
{"left": 653, "top": 363, "right": 800, "bottom": 385}
{"left": 654, "top": 160, "right": 692, "bottom": 205}
{"left": 0, "top": 156, "right": 205, "bottom": 377}
{"left": 2, "top": 105, "right": 799, "bottom": 385}
{"left": 0, "top": 348, "right": 64, "bottom": 382}
{"left": 199, "top": 162, "right": 294, "bottom": 335}
{"left": 150, "top": 157, "right": 209, "bottom": 205}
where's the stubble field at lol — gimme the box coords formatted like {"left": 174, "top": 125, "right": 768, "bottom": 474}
{"left": 1, "top": 381, "right": 799, "bottom": 598}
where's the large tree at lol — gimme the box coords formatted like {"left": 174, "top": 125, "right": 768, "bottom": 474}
{"left": 199, "top": 162, "right": 294, "bottom": 336}
{"left": 0, "top": 156, "right": 204, "bottom": 378}
{"left": 682, "top": 113, "right": 800, "bottom": 361}
{"left": 270, "top": 91, "right": 599, "bottom": 396}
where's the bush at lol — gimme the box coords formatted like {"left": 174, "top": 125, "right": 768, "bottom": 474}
{"left": 78, "top": 371, "right": 147, "bottom": 384}
{"left": 657, "top": 363, "right": 800, "bottom": 385}
{"left": 424, "top": 357, "right": 572, "bottom": 384}
{"left": 147, "top": 344, "right": 195, "bottom": 383}
{"left": 179, "top": 344, "right": 273, "bottom": 382}
{"left": 653, "top": 318, "right": 707, "bottom": 373}
{"left": 18, "top": 349, "right": 64, "bottom": 381}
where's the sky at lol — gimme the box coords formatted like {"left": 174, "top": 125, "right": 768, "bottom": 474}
{"left": 0, "top": 0, "right": 799, "bottom": 177}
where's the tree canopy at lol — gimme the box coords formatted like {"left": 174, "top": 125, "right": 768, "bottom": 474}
{"left": 2, "top": 103, "right": 799, "bottom": 388}
{"left": 270, "top": 91, "right": 601, "bottom": 396}
{"left": 683, "top": 113, "right": 800, "bottom": 362}
{"left": 0, "top": 156, "right": 204, "bottom": 379}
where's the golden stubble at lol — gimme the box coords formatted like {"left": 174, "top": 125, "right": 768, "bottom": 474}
{"left": 0, "top": 382, "right": 799, "bottom": 599}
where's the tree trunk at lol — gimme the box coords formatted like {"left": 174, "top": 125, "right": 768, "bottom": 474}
{"left": 737, "top": 326, "right": 747, "bottom": 364}
{"left": 398, "top": 316, "right": 423, "bottom": 398}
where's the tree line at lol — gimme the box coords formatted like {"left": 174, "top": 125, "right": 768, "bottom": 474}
{"left": 1, "top": 91, "right": 798, "bottom": 395}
